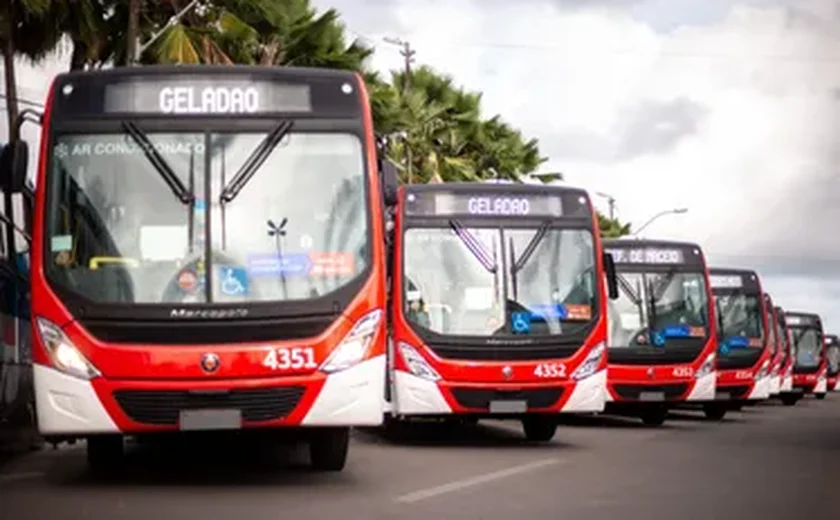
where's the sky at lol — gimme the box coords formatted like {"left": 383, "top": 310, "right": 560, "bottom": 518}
{"left": 2, "top": 0, "right": 840, "bottom": 329}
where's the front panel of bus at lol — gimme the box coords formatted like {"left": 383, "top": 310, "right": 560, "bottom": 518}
{"left": 710, "top": 270, "right": 771, "bottom": 400}
{"left": 787, "top": 313, "right": 827, "bottom": 395}
{"left": 823, "top": 334, "right": 839, "bottom": 391}
{"left": 776, "top": 307, "right": 795, "bottom": 392}
{"left": 30, "top": 67, "right": 387, "bottom": 436}
{"left": 604, "top": 242, "right": 717, "bottom": 403}
{"left": 390, "top": 184, "right": 609, "bottom": 416}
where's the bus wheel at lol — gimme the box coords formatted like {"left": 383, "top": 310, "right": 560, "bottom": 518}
{"left": 780, "top": 395, "right": 798, "bottom": 406}
{"left": 815, "top": 393, "right": 826, "bottom": 400}
{"left": 703, "top": 403, "right": 727, "bottom": 421}
{"left": 86, "top": 435, "right": 124, "bottom": 475}
{"left": 639, "top": 407, "right": 667, "bottom": 426}
{"left": 522, "top": 416, "right": 557, "bottom": 442}
{"left": 309, "top": 427, "right": 350, "bottom": 472}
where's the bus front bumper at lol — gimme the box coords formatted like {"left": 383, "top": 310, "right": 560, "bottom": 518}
{"left": 34, "top": 356, "right": 385, "bottom": 436}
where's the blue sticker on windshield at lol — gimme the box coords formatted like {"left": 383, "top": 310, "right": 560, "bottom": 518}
{"left": 194, "top": 200, "right": 206, "bottom": 212}
{"left": 719, "top": 343, "right": 730, "bottom": 355}
{"left": 247, "top": 253, "right": 311, "bottom": 277}
{"left": 218, "top": 266, "right": 248, "bottom": 296}
{"left": 652, "top": 331, "right": 666, "bottom": 348}
{"left": 725, "top": 335, "right": 750, "bottom": 349}
{"left": 662, "top": 325, "right": 690, "bottom": 338}
{"left": 529, "top": 303, "right": 568, "bottom": 320}
{"left": 511, "top": 312, "right": 531, "bottom": 334}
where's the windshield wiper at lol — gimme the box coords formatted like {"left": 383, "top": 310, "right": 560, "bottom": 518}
{"left": 511, "top": 221, "right": 550, "bottom": 274}
{"left": 121, "top": 121, "right": 193, "bottom": 204}
{"left": 219, "top": 120, "right": 294, "bottom": 204}
{"left": 448, "top": 220, "right": 497, "bottom": 273}
{"left": 646, "top": 276, "right": 659, "bottom": 342}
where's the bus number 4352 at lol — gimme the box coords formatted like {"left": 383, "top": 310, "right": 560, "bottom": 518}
{"left": 263, "top": 347, "right": 317, "bottom": 370}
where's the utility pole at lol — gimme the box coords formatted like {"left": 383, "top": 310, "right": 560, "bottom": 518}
{"left": 596, "top": 191, "right": 617, "bottom": 220}
{"left": 126, "top": 0, "right": 140, "bottom": 66}
{"left": 383, "top": 37, "right": 415, "bottom": 94}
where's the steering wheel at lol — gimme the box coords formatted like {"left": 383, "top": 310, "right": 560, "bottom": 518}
{"left": 161, "top": 251, "right": 258, "bottom": 303}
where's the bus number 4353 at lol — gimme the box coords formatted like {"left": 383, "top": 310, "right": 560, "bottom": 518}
{"left": 263, "top": 347, "right": 318, "bottom": 370}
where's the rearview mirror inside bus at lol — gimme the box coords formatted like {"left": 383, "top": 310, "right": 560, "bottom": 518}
{"left": 603, "top": 252, "right": 619, "bottom": 299}
{"left": 0, "top": 141, "right": 29, "bottom": 194}
{"left": 381, "top": 160, "right": 399, "bottom": 207}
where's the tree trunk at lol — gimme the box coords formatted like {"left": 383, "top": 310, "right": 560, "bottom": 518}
{"left": 2, "top": 36, "right": 20, "bottom": 142}
{"left": 125, "top": 0, "right": 141, "bottom": 65}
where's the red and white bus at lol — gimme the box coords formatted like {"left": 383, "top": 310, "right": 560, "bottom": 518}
{"left": 781, "top": 312, "right": 827, "bottom": 403}
{"left": 0, "top": 65, "right": 389, "bottom": 472}
{"left": 709, "top": 268, "right": 772, "bottom": 408}
{"left": 766, "top": 297, "right": 784, "bottom": 396}
{"left": 775, "top": 306, "right": 795, "bottom": 396}
{"left": 386, "top": 183, "right": 619, "bottom": 441}
{"left": 824, "top": 334, "right": 838, "bottom": 392}
{"left": 603, "top": 239, "right": 718, "bottom": 425}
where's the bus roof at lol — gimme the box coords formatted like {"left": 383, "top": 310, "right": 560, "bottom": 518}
{"left": 603, "top": 237, "right": 702, "bottom": 250}
{"left": 603, "top": 238, "right": 705, "bottom": 269}
{"left": 825, "top": 334, "right": 838, "bottom": 345}
{"left": 49, "top": 65, "right": 362, "bottom": 119}
{"left": 403, "top": 181, "right": 589, "bottom": 197}
{"left": 709, "top": 267, "right": 759, "bottom": 278}
{"left": 784, "top": 312, "right": 823, "bottom": 328}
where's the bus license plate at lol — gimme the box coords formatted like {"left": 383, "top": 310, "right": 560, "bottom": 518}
{"left": 792, "top": 387, "right": 804, "bottom": 393}
{"left": 715, "top": 391, "right": 730, "bottom": 400}
{"left": 179, "top": 409, "right": 242, "bottom": 431}
{"left": 489, "top": 400, "right": 527, "bottom": 413}
{"left": 639, "top": 392, "right": 665, "bottom": 402}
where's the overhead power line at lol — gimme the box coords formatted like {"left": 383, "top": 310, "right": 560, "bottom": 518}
{"left": 0, "top": 93, "right": 45, "bottom": 109}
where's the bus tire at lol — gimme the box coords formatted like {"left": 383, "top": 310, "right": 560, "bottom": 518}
{"left": 815, "top": 393, "right": 826, "bottom": 400}
{"left": 86, "top": 435, "right": 124, "bottom": 475}
{"left": 309, "top": 427, "right": 349, "bottom": 472}
{"left": 703, "top": 403, "right": 727, "bottom": 421}
{"left": 780, "top": 394, "right": 798, "bottom": 406}
{"left": 639, "top": 407, "right": 667, "bottom": 426}
{"left": 522, "top": 416, "right": 557, "bottom": 442}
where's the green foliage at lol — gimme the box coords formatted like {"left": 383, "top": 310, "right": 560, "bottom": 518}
{"left": 598, "top": 212, "right": 632, "bottom": 238}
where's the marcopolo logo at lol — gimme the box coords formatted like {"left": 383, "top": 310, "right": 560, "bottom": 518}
{"left": 169, "top": 308, "right": 249, "bottom": 319}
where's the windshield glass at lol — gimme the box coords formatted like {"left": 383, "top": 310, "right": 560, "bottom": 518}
{"left": 791, "top": 327, "right": 823, "bottom": 367}
{"left": 45, "top": 131, "right": 368, "bottom": 304}
{"left": 402, "top": 227, "right": 597, "bottom": 336}
{"left": 827, "top": 345, "right": 839, "bottom": 372}
{"left": 713, "top": 294, "right": 763, "bottom": 349}
{"left": 608, "top": 271, "right": 709, "bottom": 348}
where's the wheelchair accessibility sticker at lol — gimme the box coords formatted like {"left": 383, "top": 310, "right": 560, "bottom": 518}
{"left": 218, "top": 266, "right": 249, "bottom": 296}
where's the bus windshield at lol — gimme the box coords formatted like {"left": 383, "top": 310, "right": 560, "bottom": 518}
{"left": 402, "top": 226, "right": 597, "bottom": 337}
{"left": 608, "top": 271, "right": 709, "bottom": 348}
{"left": 791, "top": 327, "right": 823, "bottom": 368}
{"left": 713, "top": 294, "right": 763, "bottom": 348}
{"left": 45, "top": 130, "right": 368, "bottom": 304}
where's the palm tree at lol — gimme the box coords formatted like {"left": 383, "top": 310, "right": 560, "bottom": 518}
{"left": 0, "top": 0, "right": 56, "bottom": 140}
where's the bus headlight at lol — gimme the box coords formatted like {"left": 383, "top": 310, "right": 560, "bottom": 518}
{"left": 398, "top": 342, "right": 441, "bottom": 381}
{"left": 695, "top": 353, "right": 716, "bottom": 379}
{"left": 35, "top": 317, "right": 101, "bottom": 381}
{"left": 571, "top": 342, "right": 605, "bottom": 381}
{"left": 319, "top": 309, "right": 382, "bottom": 374}
{"left": 756, "top": 360, "right": 770, "bottom": 380}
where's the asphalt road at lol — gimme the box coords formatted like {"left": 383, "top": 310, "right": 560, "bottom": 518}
{"left": 1, "top": 397, "right": 838, "bottom": 520}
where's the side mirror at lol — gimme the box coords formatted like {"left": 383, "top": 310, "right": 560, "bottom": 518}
{"left": 0, "top": 141, "right": 29, "bottom": 193}
{"left": 603, "top": 252, "right": 619, "bottom": 300}
{"left": 381, "top": 160, "right": 399, "bottom": 207}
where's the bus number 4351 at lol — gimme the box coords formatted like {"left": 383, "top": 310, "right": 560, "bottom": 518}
{"left": 263, "top": 347, "right": 317, "bottom": 370}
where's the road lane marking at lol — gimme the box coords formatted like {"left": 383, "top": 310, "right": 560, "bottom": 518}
{"left": 393, "top": 458, "right": 562, "bottom": 504}
{"left": 0, "top": 471, "right": 44, "bottom": 483}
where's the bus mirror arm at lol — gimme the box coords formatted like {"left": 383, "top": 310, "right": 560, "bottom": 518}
{"left": 381, "top": 160, "right": 399, "bottom": 207}
{"left": 603, "top": 252, "right": 619, "bottom": 300}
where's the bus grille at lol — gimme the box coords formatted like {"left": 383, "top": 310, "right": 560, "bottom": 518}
{"left": 717, "top": 385, "right": 751, "bottom": 400}
{"left": 427, "top": 343, "right": 580, "bottom": 361}
{"left": 112, "top": 387, "right": 306, "bottom": 425}
{"left": 449, "top": 387, "right": 564, "bottom": 410}
{"left": 607, "top": 348, "right": 702, "bottom": 365}
{"left": 611, "top": 383, "right": 689, "bottom": 401}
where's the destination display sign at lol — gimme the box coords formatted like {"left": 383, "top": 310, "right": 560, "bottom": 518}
{"left": 105, "top": 80, "right": 311, "bottom": 114}
{"left": 785, "top": 313, "right": 822, "bottom": 328}
{"left": 709, "top": 274, "right": 743, "bottom": 288}
{"left": 605, "top": 247, "right": 685, "bottom": 265}
{"left": 709, "top": 269, "right": 760, "bottom": 293}
{"left": 51, "top": 71, "right": 361, "bottom": 118}
{"left": 403, "top": 190, "right": 569, "bottom": 218}
{"left": 825, "top": 335, "right": 838, "bottom": 346}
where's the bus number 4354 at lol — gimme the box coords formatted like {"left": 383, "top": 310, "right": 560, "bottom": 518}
{"left": 263, "top": 347, "right": 318, "bottom": 370}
